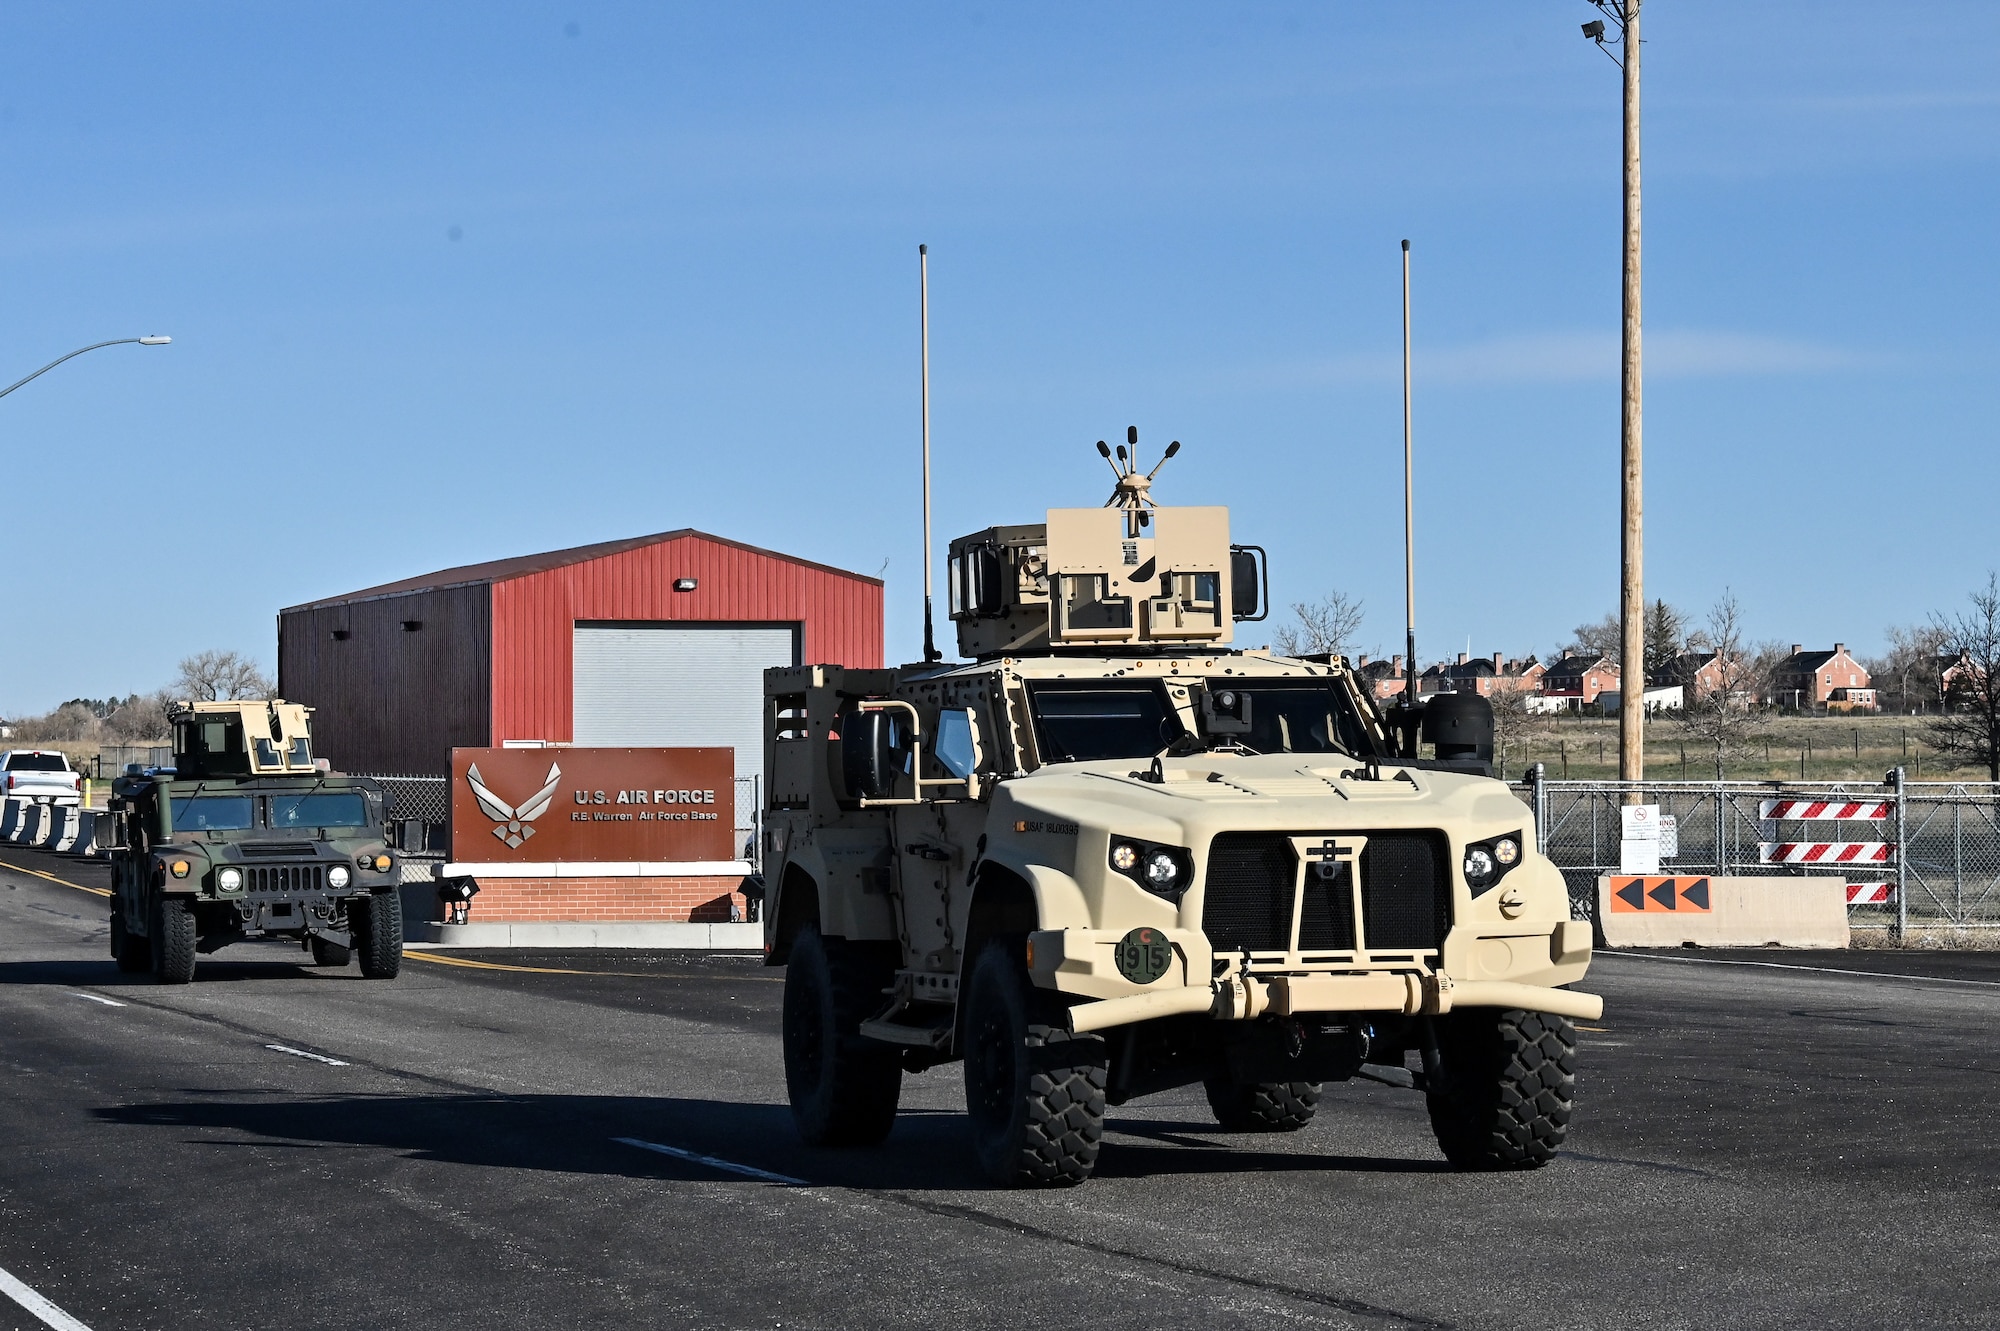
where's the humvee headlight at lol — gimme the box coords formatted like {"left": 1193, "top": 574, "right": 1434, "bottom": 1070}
{"left": 216, "top": 867, "right": 243, "bottom": 891}
{"left": 327, "top": 865, "right": 352, "bottom": 889}
{"left": 1462, "top": 847, "right": 1497, "bottom": 888}
{"left": 1143, "top": 849, "right": 1183, "bottom": 893}
{"left": 1493, "top": 837, "right": 1519, "bottom": 867}
{"left": 1110, "top": 842, "right": 1140, "bottom": 872}
{"left": 169, "top": 860, "right": 191, "bottom": 879}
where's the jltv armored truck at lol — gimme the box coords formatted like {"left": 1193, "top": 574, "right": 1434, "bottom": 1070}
{"left": 762, "top": 436, "right": 1598, "bottom": 1186}
{"left": 105, "top": 700, "right": 403, "bottom": 984}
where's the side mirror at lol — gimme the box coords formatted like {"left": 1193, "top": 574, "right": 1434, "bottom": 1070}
{"left": 1230, "top": 545, "right": 1267, "bottom": 621}
{"left": 1420, "top": 692, "right": 1496, "bottom": 765}
{"left": 840, "top": 707, "right": 908, "bottom": 801}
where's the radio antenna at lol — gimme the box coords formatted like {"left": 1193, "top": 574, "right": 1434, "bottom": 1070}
{"left": 1401, "top": 239, "right": 1418, "bottom": 700}
{"left": 919, "top": 244, "right": 940, "bottom": 663}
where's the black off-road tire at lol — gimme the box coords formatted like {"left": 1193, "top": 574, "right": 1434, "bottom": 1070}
{"left": 111, "top": 908, "right": 151, "bottom": 973}
{"left": 150, "top": 893, "right": 196, "bottom": 985}
{"left": 310, "top": 937, "right": 353, "bottom": 968}
{"left": 354, "top": 892, "right": 403, "bottom": 979}
{"left": 782, "top": 924, "right": 902, "bottom": 1146}
{"left": 961, "top": 937, "right": 1107, "bottom": 1187}
{"left": 1424, "top": 1008, "right": 1575, "bottom": 1170}
{"left": 1203, "top": 1078, "right": 1322, "bottom": 1132}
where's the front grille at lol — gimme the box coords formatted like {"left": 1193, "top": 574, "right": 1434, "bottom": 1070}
{"left": 244, "top": 864, "right": 326, "bottom": 895}
{"left": 1201, "top": 831, "right": 1450, "bottom": 953}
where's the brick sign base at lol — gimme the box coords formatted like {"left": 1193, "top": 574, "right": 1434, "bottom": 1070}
{"left": 463, "top": 875, "right": 743, "bottom": 924}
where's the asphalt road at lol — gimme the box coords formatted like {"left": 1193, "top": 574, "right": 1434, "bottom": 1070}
{"left": 1, "top": 846, "right": 1996, "bottom": 1330}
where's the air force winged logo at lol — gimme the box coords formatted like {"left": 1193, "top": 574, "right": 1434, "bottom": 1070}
{"left": 466, "top": 762, "right": 562, "bottom": 849}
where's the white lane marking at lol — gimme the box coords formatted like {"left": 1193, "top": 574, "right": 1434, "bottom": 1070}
{"left": 1606, "top": 951, "right": 2000, "bottom": 988}
{"left": 0, "top": 1262, "right": 93, "bottom": 1331}
{"left": 612, "top": 1136, "right": 806, "bottom": 1185}
{"left": 264, "top": 1043, "right": 349, "bottom": 1066}
{"left": 70, "top": 993, "right": 125, "bottom": 1007}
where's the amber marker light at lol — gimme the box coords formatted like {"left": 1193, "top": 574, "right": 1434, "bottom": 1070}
{"left": 169, "top": 860, "right": 190, "bottom": 878}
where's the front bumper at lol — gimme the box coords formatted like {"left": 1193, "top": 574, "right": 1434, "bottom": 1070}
{"left": 1064, "top": 971, "right": 1603, "bottom": 1034}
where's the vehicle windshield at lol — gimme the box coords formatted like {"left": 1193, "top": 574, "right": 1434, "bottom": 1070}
{"left": 1204, "top": 680, "right": 1381, "bottom": 757}
{"left": 270, "top": 792, "right": 370, "bottom": 829}
{"left": 5, "top": 753, "right": 68, "bottom": 772}
{"left": 171, "top": 795, "right": 256, "bottom": 831}
{"left": 1028, "top": 683, "right": 1185, "bottom": 763}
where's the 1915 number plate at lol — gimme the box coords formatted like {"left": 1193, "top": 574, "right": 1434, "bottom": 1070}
{"left": 1114, "top": 927, "right": 1173, "bottom": 984}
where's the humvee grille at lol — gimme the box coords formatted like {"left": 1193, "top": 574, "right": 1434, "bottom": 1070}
{"left": 244, "top": 864, "right": 326, "bottom": 895}
{"left": 1201, "top": 831, "right": 1450, "bottom": 954}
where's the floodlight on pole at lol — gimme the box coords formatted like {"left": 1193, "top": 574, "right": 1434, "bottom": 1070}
{"left": 1578, "top": 0, "right": 1644, "bottom": 786}
{"left": 0, "top": 336, "right": 173, "bottom": 400}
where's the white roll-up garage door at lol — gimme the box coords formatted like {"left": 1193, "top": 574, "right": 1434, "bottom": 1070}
{"left": 572, "top": 622, "right": 800, "bottom": 788}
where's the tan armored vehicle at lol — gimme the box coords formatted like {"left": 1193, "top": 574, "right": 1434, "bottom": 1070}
{"left": 761, "top": 436, "right": 1598, "bottom": 1185}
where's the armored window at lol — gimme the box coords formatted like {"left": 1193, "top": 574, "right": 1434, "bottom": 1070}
{"left": 1027, "top": 681, "right": 1182, "bottom": 763}
{"left": 288, "top": 738, "right": 313, "bottom": 767}
{"left": 171, "top": 795, "right": 256, "bottom": 831}
{"left": 934, "top": 708, "right": 981, "bottom": 779}
{"left": 271, "top": 792, "right": 369, "bottom": 828}
{"left": 1203, "top": 680, "right": 1382, "bottom": 758}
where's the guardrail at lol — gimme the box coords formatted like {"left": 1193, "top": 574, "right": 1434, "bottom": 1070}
{"left": 1521, "top": 769, "right": 2000, "bottom": 933}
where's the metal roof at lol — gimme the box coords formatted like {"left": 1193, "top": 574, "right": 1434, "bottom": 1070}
{"left": 281, "top": 528, "right": 882, "bottom": 612}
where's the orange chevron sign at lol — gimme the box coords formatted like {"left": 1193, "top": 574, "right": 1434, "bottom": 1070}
{"left": 1608, "top": 876, "right": 1713, "bottom": 914}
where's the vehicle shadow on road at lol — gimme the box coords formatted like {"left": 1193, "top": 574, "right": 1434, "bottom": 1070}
{"left": 92, "top": 1092, "right": 1448, "bottom": 1189}
{"left": 0, "top": 958, "right": 363, "bottom": 987}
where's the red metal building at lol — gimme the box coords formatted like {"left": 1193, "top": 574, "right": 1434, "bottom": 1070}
{"left": 278, "top": 529, "right": 883, "bottom": 779}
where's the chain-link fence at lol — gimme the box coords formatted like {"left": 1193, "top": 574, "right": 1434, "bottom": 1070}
{"left": 89, "top": 746, "right": 173, "bottom": 779}
{"left": 1521, "top": 771, "right": 2000, "bottom": 932}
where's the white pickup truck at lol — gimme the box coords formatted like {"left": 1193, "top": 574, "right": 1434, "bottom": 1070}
{"left": 2, "top": 750, "right": 83, "bottom": 806}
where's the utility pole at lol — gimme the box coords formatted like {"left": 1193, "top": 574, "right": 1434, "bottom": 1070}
{"left": 1584, "top": 0, "right": 1643, "bottom": 787}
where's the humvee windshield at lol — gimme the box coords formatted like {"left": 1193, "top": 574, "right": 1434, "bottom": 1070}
{"left": 1028, "top": 682, "right": 1185, "bottom": 762}
{"left": 271, "top": 792, "right": 370, "bottom": 828}
{"left": 171, "top": 796, "right": 256, "bottom": 831}
{"left": 1206, "top": 679, "right": 1381, "bottom": 758}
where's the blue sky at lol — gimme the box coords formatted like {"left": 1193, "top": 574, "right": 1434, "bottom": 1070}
{"left": 1, "top": 2, "right": 1995, "bottom": 714}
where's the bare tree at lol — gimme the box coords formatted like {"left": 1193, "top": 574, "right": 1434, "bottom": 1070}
{"left": 1679, "top": 589, "right": 1757, "bottom": 777}
{"left": 1928, "top": 572, "right": 2000, "bottom": 780}
{"left": 13, "top": 702, "right": 103, "bottom": 745}
{"left": 1273, "top": 590, "right": 1365, "bottom": 660}
{"left": 1871, "top": 622, "right": 1949, "bottom": 714}
{"left": 1488, "top": 680, "right": 1551, "bottom": 781}
{"left": 104, "top": 690, "right": 173, "bottom": 743}
{"left": 1567, "top": 612, "right": 1622, "bottom": 664}
{"left": 172, "top": 650, "right": 273, "bottom": 702}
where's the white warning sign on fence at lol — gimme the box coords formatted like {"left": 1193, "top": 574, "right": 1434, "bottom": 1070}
{"left": 1619, "top": 803, "right": 1661, "bottom": 874}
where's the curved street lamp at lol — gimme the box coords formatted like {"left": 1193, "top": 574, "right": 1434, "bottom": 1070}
{"left": 0, "top": 335, "right": 172, "bottom": 401}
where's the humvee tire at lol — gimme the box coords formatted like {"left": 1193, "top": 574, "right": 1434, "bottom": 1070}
{"left": 782, "top": 924, "right": 902, "bottom": 1146}
{"left": 962, "top": 937, "right": 1106, "bottom": 1187}
{"left": 310, "top": 937, "right": 353, "bottom": 968}
{"left": 354, "top": 892, "right": 403, "bottom": 979}
{"left": 1425, "top": 1008, "right": 1575, "bottom": 1170}
{"left": 151, "top": 893, "right": 196, "bottom": 985}
{"left": 1203, "top": 1078, "right": 1321, "bottom": 1132}
{"left": 110, "top": 910, "right": 151, "bottom": 973}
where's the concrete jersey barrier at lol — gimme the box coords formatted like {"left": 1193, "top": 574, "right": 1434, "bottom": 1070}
{"left": 1597, "top": 875, "right": 1850, "bottom": 949}
{"left": 20, "top": 805, "right": 47, "bottom": 847}
{"left": 0, "top": 799, "right": 24, "bottom": 841}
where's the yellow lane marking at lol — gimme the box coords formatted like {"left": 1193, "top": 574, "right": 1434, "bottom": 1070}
{"left": 1577, "top": 1025, "right": 1612, "bottom": 1032}
{"left": 1, "top": 860, "right": 110, "bottom": 897}
{"left": 404, "top": 951, "right": 781, "bottom": 981}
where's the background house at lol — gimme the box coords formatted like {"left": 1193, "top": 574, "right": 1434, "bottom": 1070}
{"left": 1771, "top": 643, "right": 1875, "bottom": 711}
{"left": 1539, "top": 652, "right": 1621, "bottom": 709}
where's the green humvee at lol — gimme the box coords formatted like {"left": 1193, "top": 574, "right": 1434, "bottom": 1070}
{"left": 105, "top": 700, "right": 403, "bottom": 984}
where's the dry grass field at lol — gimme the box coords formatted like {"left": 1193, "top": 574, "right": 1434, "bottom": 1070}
{"left": 1503, "top": 712, "right": 1981, "bottom": 785}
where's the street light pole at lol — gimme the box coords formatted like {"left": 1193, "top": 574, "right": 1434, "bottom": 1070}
{"left": 1584, "top": 1, "right": 1643, "bottom": 787}
{"left": 0, "top": 336, "right": 172, "bottom": 401}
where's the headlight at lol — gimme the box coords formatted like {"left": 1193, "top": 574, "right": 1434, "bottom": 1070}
{"left": 327, "top": 865, "right": 352, "bottom": 889}
{"left": 1108, "top": 838, "right": 1191, "bottom": 901}
{"left": 1462, "top": 847, "right": 1497, "bottom": 888}
{"left": 217, "top": 867, "right": 243, "bottom": 891}
{"left": 1463, "top": 831, "right": 1525, "bottom": 897}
